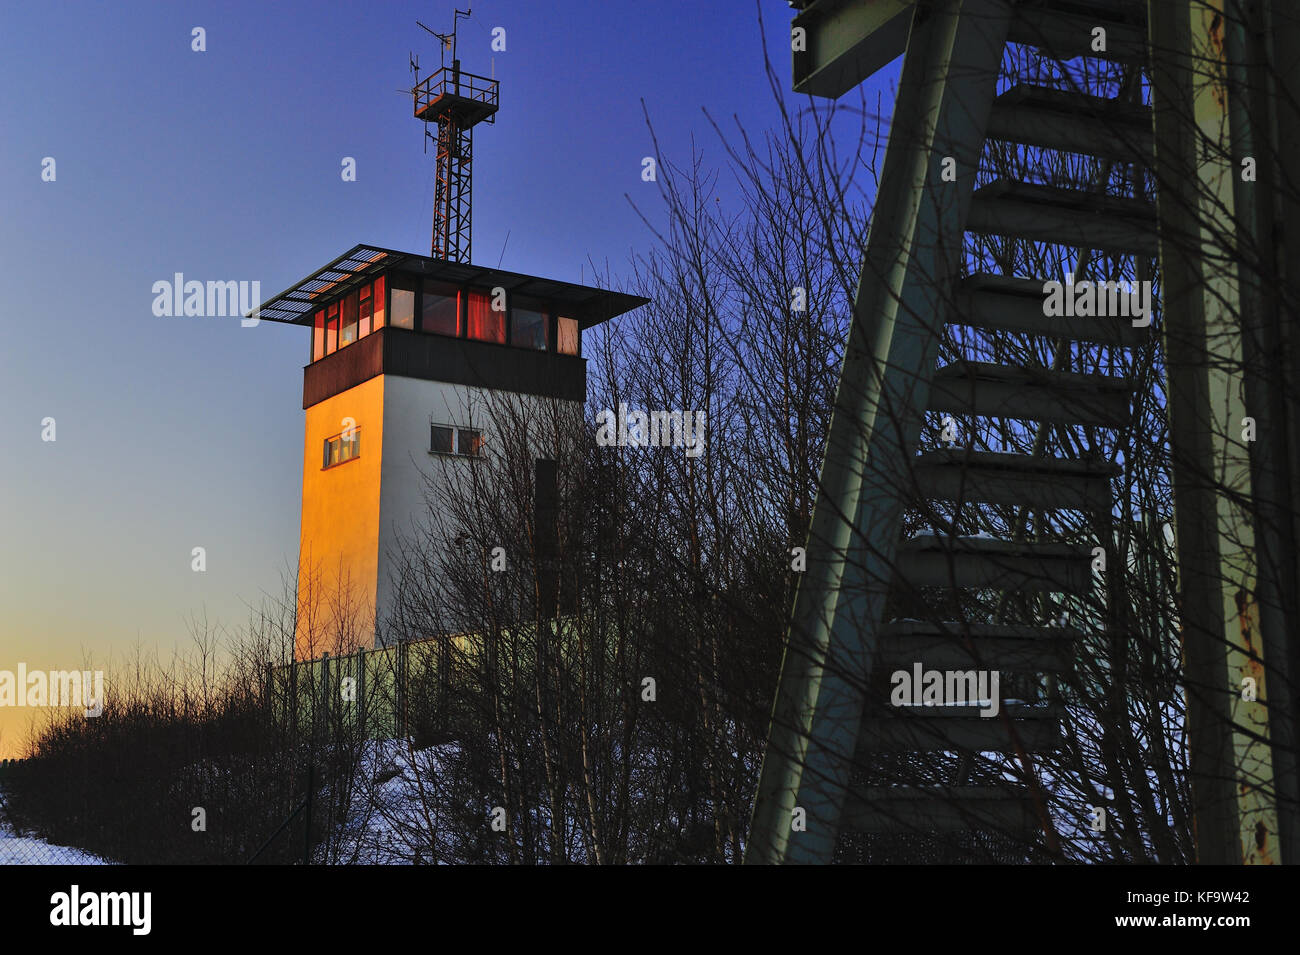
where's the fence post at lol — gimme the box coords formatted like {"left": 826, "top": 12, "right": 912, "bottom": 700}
{"left": 289, "top": 655, "right": 298, "bottom": 742}
{"left": 357, "top": 647, "right": 366, "bottom": 738}
{"left": 302, "top": 763, "right": 314, "bottom": 865}
{"left": 321, "top": 651, "right": 331, "bottom": 738}
{"left": 394, "top": 639, "right": 404, "bottom": 739}
{"left": 400, "top": 639, "right": 409, "bottom": 738}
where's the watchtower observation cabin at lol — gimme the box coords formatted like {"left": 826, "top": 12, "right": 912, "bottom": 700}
{"left": 255, "top": 248, "right": 646, "bottom": 661}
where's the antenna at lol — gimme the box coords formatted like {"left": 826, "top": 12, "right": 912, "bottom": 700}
{"left": 416, "top": 19, "right": 452, "bottom": 68}
{"left": 409, "top": 8, "right": 498, "bottom": 263}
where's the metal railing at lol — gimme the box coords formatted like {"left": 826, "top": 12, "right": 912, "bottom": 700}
{"left": 412, "top": 66, "right": 498, "bottom": 122}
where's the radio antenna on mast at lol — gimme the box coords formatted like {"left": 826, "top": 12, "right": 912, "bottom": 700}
{"left": 409, "top": 8, "right": 498, "bottom": 263}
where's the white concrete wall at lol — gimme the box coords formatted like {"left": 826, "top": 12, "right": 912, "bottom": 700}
{"left": 375, "top": 376, "right": 580, "bottom": 645}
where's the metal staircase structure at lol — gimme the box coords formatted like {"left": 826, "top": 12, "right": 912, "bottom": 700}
{"left": 748, "top": 0, "right": 1300, "bottom": 864}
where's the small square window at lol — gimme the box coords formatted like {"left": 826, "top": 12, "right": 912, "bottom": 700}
{"left": 431, "top": 425, "right": 454, "bottom": 454}
{"left": 457, "top": 428, "right": 483, "bottom": 457}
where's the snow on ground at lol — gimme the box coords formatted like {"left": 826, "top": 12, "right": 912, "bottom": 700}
{"left": 327, "top": 738, "right": 462, "bottom": 864}
{"left": 0, "top": 829, "right": 111, "bottom": 865}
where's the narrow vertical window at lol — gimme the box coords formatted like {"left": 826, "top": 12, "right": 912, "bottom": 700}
{"left": 372, "top": 275, "right": 386, "bottom": 329}
{"left": 312, "top": 310, "right": 325, "bottom": 362}
{"left": 359, "top": 285, "right": 373, "bottom": 338}
{"left": 390, "top": 275, "right": 416, "bottom": 330}
{"left": 557, "top": 316, "right": 579, "bottom": 355}
{"left": 326, "top": 303, "right": 339, "bottom": 354}
{"left": 340, "top": 291, "right": 359, "bottom": 346}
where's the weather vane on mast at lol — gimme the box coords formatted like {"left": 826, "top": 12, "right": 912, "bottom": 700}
{"left": 409, "top": 8, "right": 498, "bottom": 263}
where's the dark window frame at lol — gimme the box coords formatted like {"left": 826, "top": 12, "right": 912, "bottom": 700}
{"left": 465, "top": 286, "right": 507, "bottom": 344}
{"left": 429, "top": 423, "right": 484, "bottom": 459}
{"left": 420, "top": 279, "right": 462, "bottom": 338}
{"left": 325, "top": 302, "right": 340, "bottom": 356}
{"left": 340, "top": 291, "right": 359, "bottom": 347}
{"left": 359, "top": 284, "right": 373, "bottom": 338}
{"left": 509, "top": 294, "right": 551, "bottom": 352}
{"left": 556, "top": 315, "right": 581, "bottom": 356}
{"left": 388, "top": 272, "right": 419, "bottom": 331}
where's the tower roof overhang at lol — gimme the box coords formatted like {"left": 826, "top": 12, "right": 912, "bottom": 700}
{"left": 250, "top": 243, "right": 649, "bottom": 330}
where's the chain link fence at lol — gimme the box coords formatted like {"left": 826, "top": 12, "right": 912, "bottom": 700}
{"left": 0, "top": 760, "right": 113, "bottom": 864}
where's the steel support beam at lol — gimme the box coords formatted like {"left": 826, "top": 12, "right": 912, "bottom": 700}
{"left": 1148, "top": 0, "right": 1297, "bottom": 864}
{"left": 792, "top": 0, "right": 917, "bottom": 98}
{"left": 746, "top": 0, "right": 1010, "bottom": 864}
{"left": 432, "top": 119, "right": 474, "bottom": 262}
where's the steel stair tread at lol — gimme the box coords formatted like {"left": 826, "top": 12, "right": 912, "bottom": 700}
{"left": 952, "top": 272, "right": 1152, "bottom": 347}
{"left": 988, "top": 83, "right": 1152, "bottom": 162}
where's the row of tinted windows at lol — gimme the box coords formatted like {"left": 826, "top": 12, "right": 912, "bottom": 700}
{"left": 312, "top": 277, "right": 386, "bottom": 361}
{"left": 311, "top": 273, "right": 580, "bottom": 363}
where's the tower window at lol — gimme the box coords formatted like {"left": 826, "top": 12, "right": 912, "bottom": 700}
{"left": 511, "top": 302, "right": 549, "bottom": 351}
{"left": 326, "top": 303, "right": 339, "bottom": 354}
{"left": 340, "top": 291, "right": 359, "bottom": 346}
{"left": 466, "top": 288, "right": 505, "bottom": 343}
{"left": 557, "top": 316, "right": 579, "bottom": 355}
{"left": 390, "top": 275, "right": 417, "bottom": 330}
{"left": 371, "top": 275, "right": 386, "bottom": 329}
{"left": 322, "top": 429, "right": 361, "bottom": 469}
{"left": 458, "top": 428, "right": 484, "bottom": 457}
{"left": 431, "top": 425, "right": 454, "bottom": 454}
{"left": 359, "top": 285, "right": 373, "bottom": 338}
{"left": 312, "top": 310, "right": 326, "bottom": 362}
{"left": 422, "top": 280, "right": 461, "bottom": 336}
{"left": 431, "top": 424, "right": 483, "bottom": 458}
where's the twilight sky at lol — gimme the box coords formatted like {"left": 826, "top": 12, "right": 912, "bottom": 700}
{"left": 0, "top": 0, "right": 897, "bottom": 757}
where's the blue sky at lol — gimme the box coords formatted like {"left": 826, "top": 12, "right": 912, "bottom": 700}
{"left": 0, "top": 0, "right": 896, "bottom": 755}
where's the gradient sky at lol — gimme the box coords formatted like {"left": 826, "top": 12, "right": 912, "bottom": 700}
{"left": 0, "top": 0, "right": 897, "bottom": 757}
